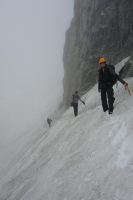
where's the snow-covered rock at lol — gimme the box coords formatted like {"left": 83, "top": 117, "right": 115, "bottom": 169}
{"left": 115, "top": 56, "right": 131, "bottom": 74}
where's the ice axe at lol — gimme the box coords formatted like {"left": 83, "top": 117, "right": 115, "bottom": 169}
{"left": 125, "top": 83, "right": 131, "bottom": 96}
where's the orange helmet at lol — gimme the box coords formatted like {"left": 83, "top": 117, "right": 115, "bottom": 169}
{"left": 99, "top": 57, "right": 106, "bottom": 64}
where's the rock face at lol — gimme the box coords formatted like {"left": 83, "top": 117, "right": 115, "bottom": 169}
{"left": 63, "top": 0, "right": 133, "bottom": 106}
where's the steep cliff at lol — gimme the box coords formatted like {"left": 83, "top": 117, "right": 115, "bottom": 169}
{"left": 63, "top": 0, "right": 133, "bottom": 106}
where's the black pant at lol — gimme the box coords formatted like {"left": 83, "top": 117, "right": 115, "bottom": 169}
{"left": 73, "top": 103, "right": 78, "bottom": 116}
{"left": 48, "top": 123, "right": 51, "bottom": 128}
{"left": 101, "top": 87, "right": 114, "bottom": 112}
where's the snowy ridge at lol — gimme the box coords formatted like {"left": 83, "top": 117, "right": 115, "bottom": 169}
{"left": 0, "top": 79, "right": 133, "bottom": 199}
{"left": 115, "top": 56, "right": 131, "bottom": 74}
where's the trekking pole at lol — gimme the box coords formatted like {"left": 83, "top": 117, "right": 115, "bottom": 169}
{"left": 127, "top": 86, "right": 131, "bottom": 96}
{"left": 83, "top": 91, "right": 90, "bottom": 103}
{"left": 125, "top": 85, "right": 131, "bottom": 96}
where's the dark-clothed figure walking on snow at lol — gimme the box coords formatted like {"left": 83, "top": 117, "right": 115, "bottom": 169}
{"left": 71, "top": 91, "right": 85, "bottom": 117}
{"left": 98, "top": 57, "right": 128, "bottom": 114}
{"left": 47, "top": 118, "right": 52, "bottom": 128}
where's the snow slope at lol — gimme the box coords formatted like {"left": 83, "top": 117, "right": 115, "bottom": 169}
{"left": 0, "top": 78, "right": 133, "bottom": 199}
{"left": 115, "top": 56, "right": 131, "bottom": 74}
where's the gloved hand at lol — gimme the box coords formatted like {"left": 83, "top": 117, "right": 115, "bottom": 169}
{"left": 124, "top": 82, "right": 128, "bottom": 89}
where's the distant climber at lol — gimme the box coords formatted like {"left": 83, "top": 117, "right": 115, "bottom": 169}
{"left": 98, "top": 57, "right": 128, "bottom": 114}
{"left": 71, "top": 91, "right": 85, "bottom": 117}
{"left": 47, "top": 118, "right": 52, "bottom": 128}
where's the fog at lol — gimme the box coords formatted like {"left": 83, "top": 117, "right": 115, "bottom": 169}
{"left": 0, "top": 0, "right": 74, "bottom": 145}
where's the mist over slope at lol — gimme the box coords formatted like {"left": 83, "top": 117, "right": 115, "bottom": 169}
{"left": 0, "top": 0, "right": 74, "bottom": 158}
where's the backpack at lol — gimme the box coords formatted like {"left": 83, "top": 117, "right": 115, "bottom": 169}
{"left": 108, "top": 65, "right": 117, "bottom": 85}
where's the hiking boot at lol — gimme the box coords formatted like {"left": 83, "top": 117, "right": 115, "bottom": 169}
{"left": 103, "top": 108, "right": 108, "bottom": 112}
{"left": 113, "top": 97, "right": 115, "bottom": 103}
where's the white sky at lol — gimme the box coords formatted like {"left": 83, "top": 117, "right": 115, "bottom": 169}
{"left": 0, "top": 0, "right": 74, "bottom": 142}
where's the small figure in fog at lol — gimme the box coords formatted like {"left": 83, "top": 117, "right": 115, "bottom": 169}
{"left": 47, "top": 118, "right": 52, "bottom": 128}
{"left": 71, "top": 91, "right": 85, "bottom": 117}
